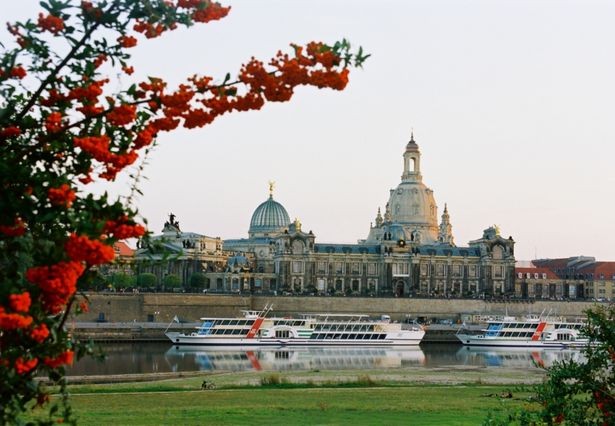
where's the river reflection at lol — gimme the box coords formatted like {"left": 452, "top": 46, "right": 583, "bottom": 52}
{"left": 455, "top": 346, "right": 585, "bottom": 368}
{"left": 66, "top": 343, "right": 585, "bottom": 376}
{"left": 166, "top": 346, "right": 426, "bottom": 372}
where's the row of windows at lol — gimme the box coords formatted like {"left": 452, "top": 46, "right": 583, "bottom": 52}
{"left": 518, "top": 272, "right": 549, "bottom": 280}
{"left": 273, "top": 320, "right": 307, "bottom": 327}
{"left": 501, "top": 323, "right": 581, "bottom": 331}
{"left": 310, "top": 333, "right": 387, "bottom": 340}
{"left": 207, "top": 328, "right": 252, "bottom": 336}
{"left": 496, "top": 332, "right": 535, "bottom": 338}
{"left": 314, "top": 278, "right": 378, "bottom": 289}
{"left": 314, "top": 324, "right": 376, "bottom": 332}
{"left": 287, "top": 261, "right": 511, "bottom": 278}
{"left": 205, "top": 320, "right": 255, "bottom": 326}
{"left": 311, "top": 262, "right": 379, "bottom": 275}
{"left": 575, "top": 273, "right": 615, "bottom": 280}
{"left": 501, "top": 323, "right": 538, "bottom": 329}
{"left": 420, "top": 264, "right": 481, "bottom": 278}
{"left": 556, "top": 272, "right": 615, "bottom": 280}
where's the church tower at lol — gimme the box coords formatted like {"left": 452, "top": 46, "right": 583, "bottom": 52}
{"left": 437, "top": 203, "right": 455, "bottom": 245}
{"left": 402, "top": 131, "right": 422, "bottom": 183}
{"left": 364, "top": 132, "right": 439, "bottom": 244}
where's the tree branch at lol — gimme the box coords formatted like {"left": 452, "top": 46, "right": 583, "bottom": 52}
{"left": 13, "top": 2, "right": 119, "bottom": 122}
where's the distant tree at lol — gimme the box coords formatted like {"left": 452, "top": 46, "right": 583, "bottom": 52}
{"left": 136, "top": 273, "right": 157, "bottom": 288}
{"left": 189, "top": 272, "right": 207, "bottom": 290}
{"left": 108, "top": 273, "right": 136, "bottom": 289}
{"left": 163, "top": 274, "right": 182, "bottom": 290}
{"left": 487, "top": 304, "right": 615, "bottom": 424}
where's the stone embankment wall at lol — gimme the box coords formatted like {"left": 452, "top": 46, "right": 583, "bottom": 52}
{"left": 85, "top": 293, "right": 599, "bottom": 323}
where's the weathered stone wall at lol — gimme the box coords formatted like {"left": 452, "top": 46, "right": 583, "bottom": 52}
{"left": 86, "top": 294, "right": 251, "bottom": 323}
{"left": 251, "top": 297, "right": 597, "bottom": 320}
{"left": 84, "top": 293, "right": 601, "bottom": 323}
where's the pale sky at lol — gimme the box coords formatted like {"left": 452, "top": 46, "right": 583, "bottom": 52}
{"left": 5, "top": 1, "right": 615, "bottom": 261}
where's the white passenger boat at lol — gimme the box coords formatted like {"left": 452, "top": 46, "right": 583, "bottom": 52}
{"left": 165, "top": 306, "right": 425, "bottom": 347}
{"left": 456, "top": 314, "right": 590, "bottom": 348}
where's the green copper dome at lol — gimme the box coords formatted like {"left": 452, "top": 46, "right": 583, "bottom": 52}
{"left": 249, "top": 195, "right": 290, "bottom": 237}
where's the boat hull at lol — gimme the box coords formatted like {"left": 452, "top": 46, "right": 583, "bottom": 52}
{"left": 456, "top": 333, "right": 589, "bottom": 348}
{"left": 166, "top": 331, "right": 424, "bottom": 347}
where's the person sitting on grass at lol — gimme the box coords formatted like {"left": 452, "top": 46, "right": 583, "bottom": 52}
{"left": 201, "top": 380, "right": 214, "bottom": 390}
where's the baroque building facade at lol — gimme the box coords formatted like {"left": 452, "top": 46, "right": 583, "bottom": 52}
{"left": 136, "top": 135, "right": 516, "bottom": 297}
{"left": 135, "top": 214, "right": 226, "bottom": 286}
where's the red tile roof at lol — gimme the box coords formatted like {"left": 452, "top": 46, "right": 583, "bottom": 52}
{"left": 577, "top": 262, "right": 615, "bottom": 279}
{"left": 515, "top": 267, "right": 558, "bottom": 279}
{"left": 113, "top": 241, "right": 134, "bottom": 257}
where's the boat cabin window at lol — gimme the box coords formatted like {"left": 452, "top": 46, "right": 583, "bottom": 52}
{"left": 275, "top": 330, "right": 290, "bottom": 339}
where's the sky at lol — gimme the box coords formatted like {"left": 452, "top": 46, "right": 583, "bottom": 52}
{"left": 4, "top": 1, "right": 615, "bottom": 261}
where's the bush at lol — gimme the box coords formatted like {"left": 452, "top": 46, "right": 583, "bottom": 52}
{"left": 490, "top": 305, "right": 615, "bottom": 424}
{"left": 163, "top": 274, "right": 182, "bottom": 289}
{"left": 137, "top": 273, "right": 157, "bottom": 288}
{"left": 189, "top": 273, "right": 207, "bottom": 289}
{"left": 108, "top": 273, "right": 136, "bottom": 289}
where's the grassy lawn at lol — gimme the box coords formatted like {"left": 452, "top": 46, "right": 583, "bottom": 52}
{"left": 28, "top": 373, "right": 538, "bottom": 425}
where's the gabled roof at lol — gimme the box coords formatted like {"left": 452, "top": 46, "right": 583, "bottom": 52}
{"left": 113, "top": 241, "right": 134, "bottom": 257}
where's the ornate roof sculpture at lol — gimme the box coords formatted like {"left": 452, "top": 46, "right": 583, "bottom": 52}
{"left": 248, "top": 182, "right": 291, "bottom": 238}
{"left": 162, "top": 212, "right": 181, "bottom": 234}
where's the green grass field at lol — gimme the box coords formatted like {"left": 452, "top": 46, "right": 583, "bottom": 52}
{"left": 28, "top": 372, "right": 539, "bottom": 425}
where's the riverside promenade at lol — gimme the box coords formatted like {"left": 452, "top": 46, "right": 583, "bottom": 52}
{"left": 83, "top": 293, "right": 599, "bottom": 323}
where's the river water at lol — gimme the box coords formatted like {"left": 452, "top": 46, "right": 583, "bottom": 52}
{"left": 66, "top": 343, "right": 584, "bottom": 376}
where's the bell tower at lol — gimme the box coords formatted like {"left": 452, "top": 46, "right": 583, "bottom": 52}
{"left": 438, "top": 203, "right": 455, "bottom": 245}
{"left": 402, "top": 131, "right": 422, "bottom": 182}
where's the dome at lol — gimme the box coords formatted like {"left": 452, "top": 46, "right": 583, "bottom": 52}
{"left": 365, "top": 135, "right": 440, "bottom": 244}
{"left": 249, "top": 195, "right": 290, "bottom": 237}
{"left": 388, "top": 183, "right": 438, "bottom": 227}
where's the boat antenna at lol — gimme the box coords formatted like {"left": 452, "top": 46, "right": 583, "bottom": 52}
{"left": 164, "top": 315, "right": 179, "bottom": 333}
{"left": 260, "top": 303, "right": 273, "bottom": 318}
